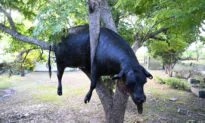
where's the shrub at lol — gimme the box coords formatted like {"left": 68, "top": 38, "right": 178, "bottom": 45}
{"left": 155, "top": 77, "right": 189, "bottom": 91}
{"left": 165, "top": 78, "right": 189, "bottom": 91}
{"left": 155, "top": 76, "right": 166, "bottom": 84}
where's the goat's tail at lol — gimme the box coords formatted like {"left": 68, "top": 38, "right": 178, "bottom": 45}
{"left": 48, "top": 45, "right": 52, "bottom": 78}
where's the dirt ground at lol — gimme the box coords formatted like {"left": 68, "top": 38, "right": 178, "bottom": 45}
{"left": 0, "top": 70, "right": 205, "bottom": 123}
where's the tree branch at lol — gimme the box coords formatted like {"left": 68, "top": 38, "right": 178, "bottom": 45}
{"left": 147, "top": 28, "right": 168, "bottom": 38}
{"left": 132, "top": 27, "right": 167, "bottom": 52}
{"left": 17, "top": 48, "right": 36, "bottom": 58}
{"left": 21, "top": 50, "right": 30, "bottom": 65}
{"left": 0, "top": 23, "right": 49, "bottom": 50}
{"left": 143, "top": 27, "right": 168, "bottom": 42}
{"left": 17, "top": 48, "right": 40, "bottom": 63}
{"left": 151, "top": 36, "right": 166, "bottom": 41}
{"left": 0, "top": 6, "right": 16, "bottom": 31}
{"left": 141, "top": 17, "right": 173, "bottom": 42}
{"left": 114, "top": 12, "right": 120, "bottom": 28}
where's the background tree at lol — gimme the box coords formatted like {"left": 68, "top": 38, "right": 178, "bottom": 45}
{"left": 115, "top": 0, "right": 205, "bottom": 76}
{"left": 0, "top": 2, "right": 47, "bottom": 75}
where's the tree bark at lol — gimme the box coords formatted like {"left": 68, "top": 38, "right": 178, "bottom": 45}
{"left": 86, "top": 0, "right": 101, "bottom": 73}
{"left": 196, "top": 50, "right": 199, "bottom": 61}
{"left": 147, "top": 56, "right": 150, "bottom": 69}
{"left": 100, "top": 0, "right": 117, "bottom": 33}
{"left": 20, "top": 66, "right": 25, "bottom": 77}
{"left": 146, "top": 28, "right": 167, "bottom": 39}
{"left": 164, "top": 64, "right": 169, "bottom": 74}
{"left": 96, "top": 79, "right": 128, "bottom": 123}
{"left": 0, "top": 6, "right": 16, "bottom": 31}
{"left": 132, "top": 32, "right": 142, "bottom": 53}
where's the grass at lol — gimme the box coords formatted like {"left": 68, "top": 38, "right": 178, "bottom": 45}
{"left": 0, "top": 81, "right": 11, "bottom": 88}
{"left": 143, "top": 84, "right": 197, "bottom": 122}
{"left": 32, "top": 85, "right": 61, "bottom": 102}
{"left": 1, "top": 71, "right": 204, "bottom": 122}
{"left": 31, "top": 84, "right": 87, "bottom": 103}
{"left": 145, "top": 81, "right": 193, "bottom": 102}
{"left": 0, "top": 76, "right": 12, "bottom": 88}
{"left": 191, "top": 105, "right": 205, "bottom": 113}
{"left": 0, "top": 73, "right": 88, "bottom": 104}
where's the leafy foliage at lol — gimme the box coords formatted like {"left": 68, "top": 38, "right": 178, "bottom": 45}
{"left": 148, "top": 38, "right": 186, "bottom": 65}
{"left": 115, "top": 0, "right": 205, "bottom": 65}
{"left": 33, "top": 0, "right": 87, "bottom": 44}
{"left": 0, "top": 0, "right": 48, "bottom": 72}
{"left": 117, "top": 21, "right": 134, "bottom": 45}
{"left": 200, "top": 36, "right": 205, "bottom": 44}
{"left": 0, "top": 0, "right": 39, "bottom": 20}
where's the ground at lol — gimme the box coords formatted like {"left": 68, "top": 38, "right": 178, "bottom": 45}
{"left": 0, "top": 70, "right": 205, "bottom": 123}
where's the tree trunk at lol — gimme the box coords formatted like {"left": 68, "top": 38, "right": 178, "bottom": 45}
{"left": 164, "top": 63, "right": 173, "bottom": 77}
{"left": 169, "top": 52, "right": 173, "bottom": 77}
{"left": 147, "top": 56, "right": 150, "bottom": 69}
{"left": 99, "top": 1, "right": 129, "bottom": 122}
{"left": 132, "top": 41, "right": 141, "bottom": 53}
{"left": 86, "top": 0, "right": 101, "bottom": 73}
{"left": 95, "top": 79, "right": 128, "bottom": 123}
{"left": 169, "top": 63, "right": 173, "bottom": 77}
{"left": 164, "top": 64, "right": 169, "bottom": 74}
{"left": 20, "top": 66, "right": 25, "bottom": 77}
{"left": 196, "top": 50, "right": 199, "bottom": 61}
{"left": 131, "top": 32, "right": 142, "bottom": 53}
{"left": 100, "top": 0, "right": 117, "bottom": 33}
{"left": 86, "top": 0, "right": 129, "bottom": 122}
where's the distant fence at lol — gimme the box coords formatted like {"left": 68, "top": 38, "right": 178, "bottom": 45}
{"left": 138, "top": 57, "right": 163, "bottom": 70}
{"left": 139, "top": 57, "right": 205, "bottom": 76}
{"left": 35, "top": 62, "right": 78, "bottom": 72}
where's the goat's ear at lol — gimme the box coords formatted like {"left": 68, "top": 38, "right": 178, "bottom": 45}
{"left": 145, "top": 71, "right": 153, "bottom": 79}
{"left": 112, "top": 70, "right": 124, "bottom": 80}
{"left": 141, "top": 66, "right": 153, "bottom": 79}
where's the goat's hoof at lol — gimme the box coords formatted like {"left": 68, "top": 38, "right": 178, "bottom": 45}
{"left": 84, "top": 94, "right": 91, "bottom": 104}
